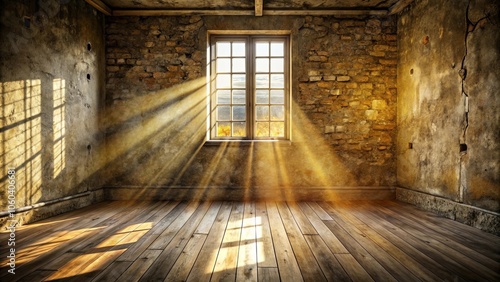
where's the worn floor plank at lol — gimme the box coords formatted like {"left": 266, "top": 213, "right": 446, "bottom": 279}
{"left": 0, "top": 200, "right": 498, "bottom": 282}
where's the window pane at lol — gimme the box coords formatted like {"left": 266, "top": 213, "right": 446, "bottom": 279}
{"left": 270, "top": 58, "right": 284, "bottom": 73}
{"left": 232, "top": 42, "right": 246, "bottom": 56}
{"left": 217, "top": 58, "right": 231, "bottom": 73}
{"left": 217, "top": 42, "right": 231, "bottom": 57}
{"left": 256, "top": 58, "right": 269, "bottom": 73}
{"left": 256, "top": 90, "right": 269, "bottom": 104}
{"left": 270, "top": 90, "right": 284, "bottom": 104}
{"left": 270, "top": 74, "right": 284, "bottom": 88}
{"left": 233, "top": 106, "right": 246, "bottom": 121}
{"left": 233, "top": 90, "right": 245, "bottom": 104}
{"left": 217, "top": 122, "right": 231, "bottom": 137}
{"left": 233, "top": 122, "right": 246, "bottom": 137}
{"left": 256, "top": 106, "right": 269, "bottom": 121}
{"left": 232, "top": 58, "right": 245, "bottom": 72}
{"left": 270, "top": 122, "right": 285, "bottom": 137}
{"left": 232, "top": 74, "right": 246, "bottom": 88}
{"left": 255, "top": 74, "right": 269, "bottom": 88}
{"left": 217, "top": 106, "right": 230, "bottom": 121}
{"left": 256, "top": 42, "right": 269, "bottom": 56}
{"left": 217, "top": 90, "right": 231, "bottom": 104}
{"left": 271, "top": 42, "right": 284, "bottom": 56}
{"left": 270, "top": 106, "right": 284, "bottom": 121}
{"left": 216, "top": 74, "right": 230, "bottom": 88}
{"left": 256, "top": 122, "right": 269, "bottom": 137}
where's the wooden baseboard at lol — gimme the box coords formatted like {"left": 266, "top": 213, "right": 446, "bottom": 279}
{"left": 104, "top": 186, "right": 395, "bottom": 201}
{"left": 396, "top": 187, "right": 500, "bottom": 236}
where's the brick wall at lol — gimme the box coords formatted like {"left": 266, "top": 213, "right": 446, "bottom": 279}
{"left": 104, "top": 15, "right": 397, "bottom": 196}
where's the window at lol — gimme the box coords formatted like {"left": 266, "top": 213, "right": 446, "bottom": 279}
{"left": 209, "top": 35, "right": 290, "bottom": 140}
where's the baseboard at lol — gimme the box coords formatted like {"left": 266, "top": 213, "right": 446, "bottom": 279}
{"left": 396, "top": 187, "right": 500, "bottom": 236}
{"left": 104, "top": 185, "right": 395, "bottom": 202}
{"left": 0, "top": 189, "right": 104, "bottom": 230}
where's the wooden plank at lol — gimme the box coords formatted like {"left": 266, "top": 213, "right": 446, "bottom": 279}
{"left": 335, "top": 254, "right": 374, "bottom": 282}
{"left": 111, "top": 9, "right": 388, "bottom": 17}
{"left": 287, "top": 202, "right": 317, "bottom": 235}
{"left": 117, "top": 249, "right": 162, "bottom": 281}
{"left": 388, "top": 0, "right": 414, "bottom": 15}
{"left": 139, "top": 202, "right": 211, "bottom": 281}
{"left": 90, "top": 261, "right": 133, "bottom": 282}
{"left": 211, "top": 202, "right": 244, "bottom": 282}
{"left": 186, "top": 201, "right": 233, "bottom": 282}
{"left": 265, "top": 202, "right": 303, "bottom": 282}
{"left": 297, "top": 202, "right": 348, "bottom": 254}
{"left": 117, "top": 201, "right": 185, "bottom": 262}
{"left": 258, "top": 267, "right": 280, "bottom": 282}
{"left": 255, "top": 202, "right": 277, "bottom": 268}
{"left": 308, "top": 202, "right": 333, "bottom": 220}
{"left": 371, "top": 202, "right": 500, "bottom": 281}
{"left": 236, "top": 202, "right": 257, "bottom": 281}
{"left": 255, "top": 0, "right": 263, "bottom": 16}
{"left": 164, "top": 234, "right": 207, "bottom": 282}
{"left": 303, "top": 234, "right": 350, "bottom": 281}
{"left": 351, "top": 201, "right": 462, "bottom": 281}
{"left": 84, "top": 0, "right": 112, "bottom": 15}
{"left": 275, "top": 202, "right": 326, "bottom": 281}
{"left": 324, "top": 202, "right": 421, "bottom": 282}
{"left": 195, "top": 201, "right": 222, "bottom": 234}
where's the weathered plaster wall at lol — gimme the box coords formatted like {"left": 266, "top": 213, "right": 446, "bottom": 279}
{"left": 0, "top": 0, "right": 106, "bottom": 227}
{"left": 397, "top": 0, "right": 500, "bottom": 226}
{"left": 104, "top": 15, "right": 398, "bottom": 200}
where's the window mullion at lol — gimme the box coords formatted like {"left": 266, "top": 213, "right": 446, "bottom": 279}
{"left": 247, "top": 37, "right": 254, "bottom": 139}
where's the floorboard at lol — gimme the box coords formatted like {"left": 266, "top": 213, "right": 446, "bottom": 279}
{"left": 1, "top": 200, "right": 498, "bottom": 281}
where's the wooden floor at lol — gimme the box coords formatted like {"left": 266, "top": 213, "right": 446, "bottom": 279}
{"left": 1, "top": 200, "right": 499, "bottom": 282}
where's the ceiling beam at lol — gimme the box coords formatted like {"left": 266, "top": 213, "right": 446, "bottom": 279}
{"left": 255, "top": 0, "right": 263, "bottom": 16}
{"left": 388, "top": 0, "right": 415, "bottom": 15}
{"left": 84, "top": 0, "right": 112, "bottom": 16}
{"left": 111, "top": 9, "right": 388, "bottom": 17}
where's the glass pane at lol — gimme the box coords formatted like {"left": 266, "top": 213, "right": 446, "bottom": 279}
{"left": 217, "top": 90, "right": 231, "bottom": 104}
{"left": 216, "top": 74, "right": 230, "bottom": 88}
{"left": 217, "top": 122, "right": 231, "bottom": 137}
{"left": 270, "top": 90, "right": 284, "bottom": 104}
{"left": 233, "top": 106, "right": 246, "bottom": 121}
{"left": 255, "top": 74, "right": 269, "bottom": 88}
{"left": 270, "top": 106, "right": 284, "bottom": 121}
{"left": 217, "top": 58, "right": 231, "bottom": 73}
{"left": 256, "top": 90, "right": 269, "bottom": 104}
{"left": 256, "top": 106, "right": 269, "bottom": 121}
{"left": 232, "top": 74, "right": 246, "bottom": 88}
{"left": 256, "top": 42, "right": 269, "bottom": 56}
{"left": 270, "top": 58, "right": 284, "bottom": 72}
{"left": 233, "top": 122, "right": 246, "bottom": 137}
{"left": 217, "top": 42, "right": 231, "bottom": 57}
{"left": 232, "top": 42, "right": 246, "bottom": 56}
{"left": 271, "top": 42, "right": 284, "bottom": 56}
{"left": 256, "top": 122, "right": 269, "bottom": 137}
{"left": 233, "top": 90, "right": 245, "bottom": 104}
{"left": 270, "top": 122, "right": 285, "bottom": 137}
{"left": 217, "top": 106, "right": 230, "bottom": 121}
{"left": 256, "top": 58, "right": 269, "bottom": 73}
{"left": 271, "top": 74, "right": 284, "bottom": 88}
{"left": 232, "top": 58, "right": 245, "bottom": 72}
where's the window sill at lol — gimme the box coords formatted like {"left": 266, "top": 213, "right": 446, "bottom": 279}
{"left": 204, "top": 140, "right": 292, "bottom": 147}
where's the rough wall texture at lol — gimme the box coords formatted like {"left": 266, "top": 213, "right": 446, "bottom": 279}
{"left": 104, "top": 15, "right": 398, "bottom": 199}
{"left": 0, "top": 0, "right": 106, "bottom": 226}
{"left": 397, "top": 0, "right": 500, "bottom": 213}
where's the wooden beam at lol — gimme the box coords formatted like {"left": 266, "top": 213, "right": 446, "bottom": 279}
{"left": 388, "top": 0, "right": 415, "bottom": 15}
{"left": 84, "top": 0, "right": 112, "bottom": 16}
{"left": 255, "top": 0, "right": 263, "bottom": 16}
{"left": 112, "top": 9, "right": 388, "bottom": 17}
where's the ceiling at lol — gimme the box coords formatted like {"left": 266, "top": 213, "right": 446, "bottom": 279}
{"left": 85, "top": 0, "right": 414, "bottom": 16}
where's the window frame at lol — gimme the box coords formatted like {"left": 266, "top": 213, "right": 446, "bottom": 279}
{"left": 208, "top": 33, "right": 291, "bottom": 141}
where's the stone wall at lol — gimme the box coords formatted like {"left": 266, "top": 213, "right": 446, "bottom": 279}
{"left": 397, "top": 0, "right": 500, "bottom": 231}
{"left": 0, "top": 0, "right": 106, "bottom": 227}
{"left": 104, "top": 15, "right": 398, "bottom": 200}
